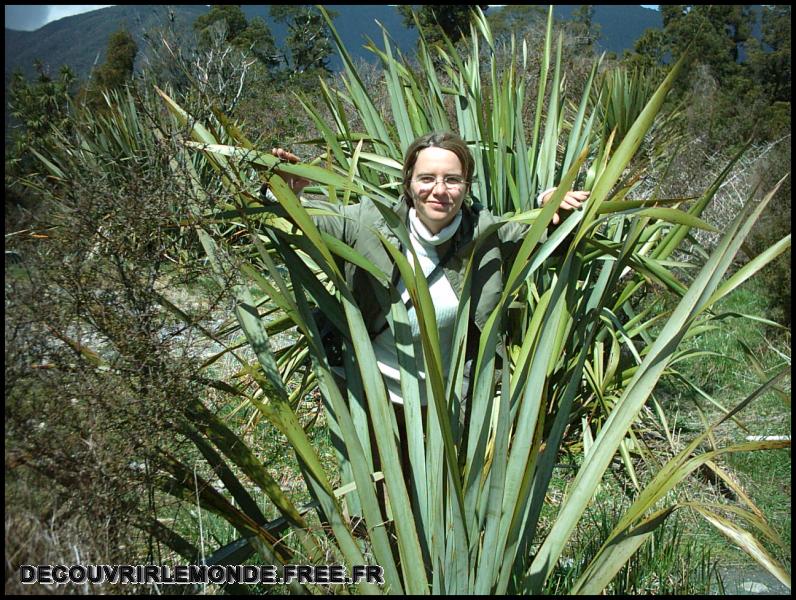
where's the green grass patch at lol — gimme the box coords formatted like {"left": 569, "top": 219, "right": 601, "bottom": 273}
{"left": 541, "top": 490, "right": 721, "bottom": 595}
{"left": 640, "top": 274, "right": 791, "bottom": 578}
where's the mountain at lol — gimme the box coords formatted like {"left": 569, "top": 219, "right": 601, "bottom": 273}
{"left": 5, "top": 5, "right": 207, "bottom": 82}
{"left": 5, "top": 5, "right": 665, "bottom": 83}
{"left": 4, "top": 5, "right": 419, "bottom": 82}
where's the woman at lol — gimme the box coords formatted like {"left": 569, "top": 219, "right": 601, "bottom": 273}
{"left": 269, "top": 131, "right": 588, "bottom": 407}
{"left": 265, "top": 132, "right": 587, "bottom": 484}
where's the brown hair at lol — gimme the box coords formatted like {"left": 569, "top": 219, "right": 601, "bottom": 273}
{"left": 401, "top": 131, "right": 475, "bottom": 205}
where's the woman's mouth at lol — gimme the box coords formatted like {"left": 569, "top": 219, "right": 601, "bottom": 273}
{"left": 425, "top": 200, "right": 451, "bottom": 209}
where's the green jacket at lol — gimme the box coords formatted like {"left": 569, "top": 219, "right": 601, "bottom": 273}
{"left": 306, "top": 196, "right": 529, "bottom": 337}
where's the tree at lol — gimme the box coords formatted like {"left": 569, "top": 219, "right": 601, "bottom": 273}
{"left": 194, "top": 6, "right": 279, "bottom": 72}
{"left": 567, "top": 5, "right": 602, "bottom": 53}
{"left": 747, "top": 5, "right": 791, "bottom": 102}
{"left": 234, "top": 16, "right": 280, "bottom": 71}
{"left": 398, "top": 5, "right": 489, "bottom": 48}
{"left": 6, "top": 61, "right": 76, "bottom": 222}
{"left": 7, "top": 61, "right": 75, "bottom": 142}
{"left": 486, "top": 5, "right": 547, "bottom": 45}
{"left": 79, "top": 29, "right": 138, "bottom": 112}
{"left": 622, "top": 5, "right": 779, "bottom": 148}
{"left": 270, "top": 5, "right": 336, "bottom": 75}
{"left": 657, "top": 5, "right": 754, "bottom": 84}
{"left": 94, "top": 29, "right": 138, "bottom": 91}
{"left": 194, "top": 5, "right": 248, "bottom": 47}
{"left": 626, "top": 28, "right": 668, "bottom": 70}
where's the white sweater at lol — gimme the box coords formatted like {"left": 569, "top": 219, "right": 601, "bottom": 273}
{"left": 372, "top": 210, "right": 461, "bottom": 406}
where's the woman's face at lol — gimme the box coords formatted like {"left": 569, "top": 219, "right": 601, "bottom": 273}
{"left": 409, "top": 147, "right": 468, "bottom": 234}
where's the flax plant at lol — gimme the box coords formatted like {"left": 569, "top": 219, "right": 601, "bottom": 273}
{"left": 25, "top": 6, "right": 791, "bottom": 595}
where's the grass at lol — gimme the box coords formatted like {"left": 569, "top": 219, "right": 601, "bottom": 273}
{"left": 727, "top": 447, "right": 791, "bottom": 549}
{"left": 637, "top": 273, "right": 791, "bottom": 583}
{"left": 540, "top": 489, "right": 722, "bottom": 595}
{"left": 535, "top": 433, "right": 723, "bottom": 594}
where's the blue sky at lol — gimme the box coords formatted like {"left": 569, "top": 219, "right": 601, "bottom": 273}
{"left": 5, "top": 5, "right": 660, "bottom": 32}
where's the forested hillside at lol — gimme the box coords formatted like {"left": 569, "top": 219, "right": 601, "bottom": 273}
{"left": 5, "top": 5, "right": 665, "bottom": 81}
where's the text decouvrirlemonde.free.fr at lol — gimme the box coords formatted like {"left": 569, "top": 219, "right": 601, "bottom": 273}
{"left": 20, "top": 564, "right": 385, "bottom": 586}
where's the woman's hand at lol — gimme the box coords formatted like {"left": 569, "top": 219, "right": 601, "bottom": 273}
{"left": 541, "top": 189, "right": 590, "bottom": 225}
{"left": 271, "top": 147, "right": 312, "bottom": 196}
